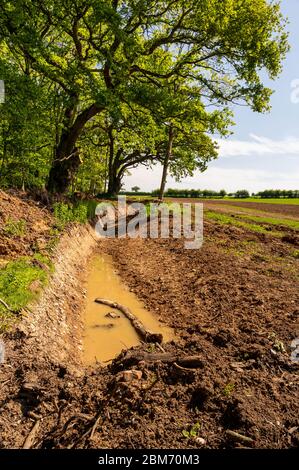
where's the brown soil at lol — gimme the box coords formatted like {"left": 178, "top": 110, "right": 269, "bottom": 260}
{"left": 200, "top": 199, "right": 299, "bottom": 218}
{"left": 0, "top": 192, "right": 298, "bottom": 449}
{"left": 0, "top": 189, "right": 54, "bottom": 259}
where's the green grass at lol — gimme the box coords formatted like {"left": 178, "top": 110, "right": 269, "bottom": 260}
{"left": 223, "top": 383, "right": 235, "bottom": 397}
{"left": 225, "top": 198, "right": 299, "bottom": 205}
{"left": 2, "top": 218, "right": 27, "bottom": 237}
{"left": 0, "top": 257, "right": 50, "bottom": 333}
{"left": 166, "top": 197, "right": 299, "bottom": 205}
{"left": 53, "top": 200, "right": 100, "bottom": 229}
{"left": 237, "top": 214, "right": 299, "bottom": 230}
{"left": 205, "top": 210, "right": 298, "bottom": 234}
{"left": 205, "top": 210, "right": 271, "bottom": 234}
{"left": 182, "top": 422, "right": 201, "bottom": 439}
{"left": 53, "top": 202, "right": 88, "bottom": 228}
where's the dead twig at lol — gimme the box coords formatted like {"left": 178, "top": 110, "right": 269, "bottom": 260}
{"left": 173, "top": 362, "right": 195, "bottom": 372}
{"left": 156, "top": 342, "right": 166, "bottom": 353}
{"left": 23, "top": 420, "right": 40, "bottom": 449}
{"left": 226, "top": 430, "right": 254, "bottom": 444}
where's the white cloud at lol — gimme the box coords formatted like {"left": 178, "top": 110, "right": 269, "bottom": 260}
{"left": 217, "top": 134, "right": 299, "bottom": 157}
{"left": 123, "top": 134, "right": 299, "bottom": 193}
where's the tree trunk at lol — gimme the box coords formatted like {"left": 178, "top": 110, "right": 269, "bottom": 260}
{"left": 159, "top": 124, "right": 174, "bottom": 200}
{"left": 106, "top": 133, "right": 123, "bottom": 197}
{"left": 107, "top": 175, "right": 122, "bottom": 198}
{"left": 46, "top": 103, "right": 103, "bottom": 194}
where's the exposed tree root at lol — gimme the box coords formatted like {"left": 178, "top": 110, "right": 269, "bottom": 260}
{"left": 115, "top": 350, "right": 204, "bottom": 369}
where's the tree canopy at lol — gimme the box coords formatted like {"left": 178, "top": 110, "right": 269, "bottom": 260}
{"left": 0, "top": 0, "right": 289, "bottom": 196}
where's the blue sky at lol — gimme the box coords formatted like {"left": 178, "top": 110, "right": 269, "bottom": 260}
{"left": 124, "top": 0, "right": 299, "bottom": 193}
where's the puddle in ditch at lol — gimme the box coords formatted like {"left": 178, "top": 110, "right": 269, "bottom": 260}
{"left": 83, "top": 254, "right": 173, "bottom": 365}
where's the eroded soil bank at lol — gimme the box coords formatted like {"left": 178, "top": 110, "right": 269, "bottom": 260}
{"left": 0, "top": 192, "right": 298, "bottom": 449}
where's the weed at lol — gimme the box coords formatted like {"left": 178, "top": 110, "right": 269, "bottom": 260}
{"left": 273, "top": 340, "right": 286, "bottom": 353}
{"left": 182, "top": 422, "right": 201, "bottom": 439}
{"left": 147, "top": 343, "right": 156, "bottom": 353}
{"left": 45, "top": 228, "right": 60, "bottom": 252}
{"left": 0, "top": 310, "right": 16, "bottom": 335}
{"left": 223, "top": 383, "right": 235, "bottom": 397}
{"left": 292, "top": 250, "right": 299, "bottom": 259}
{"left": 33, "top": 253, "right": 54, "bottom": 272}
{"left": 2, "top": 218, "right": 26, "bottom": 237}
{"left": 72, "top": 203, "right": 89, "bottom": 223}
{"left": 182, "top": 423, "right": 201, "bottom": 439}
{"left": 53, "top": 202, "right": 88, "bottom": 228}
{"left": 80, "top": 199, "right": 99, "bottom": 220}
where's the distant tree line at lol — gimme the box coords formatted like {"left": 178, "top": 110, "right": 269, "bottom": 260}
{"left": 253, "top": 189, "right": 299, "bottom": 198}
{"left": 153, "top": 188, "right": 228, "bottom": 198}
{"left": 120, "top": 188, "right": 299, "bottom": 199}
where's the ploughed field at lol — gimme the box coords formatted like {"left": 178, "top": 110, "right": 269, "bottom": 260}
{"left": 0, "top": 194, "right": 298, "bottom": 449}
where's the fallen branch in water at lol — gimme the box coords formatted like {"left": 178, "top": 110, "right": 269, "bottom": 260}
{"left": 94, "top": 298, "right": 163, "bottom": 344}
{"left": 115, "top": 350, "right": 203, "bottom": 369}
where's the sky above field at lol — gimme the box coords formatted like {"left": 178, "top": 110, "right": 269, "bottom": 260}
{"left": 124, "top": 0, "right": 299, "bottom": 193}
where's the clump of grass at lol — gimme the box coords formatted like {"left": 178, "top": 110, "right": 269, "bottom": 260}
{"left": 0, "top": 257, "right": 49, "bottom": 333}
{"left": 81, "top": 199, "right": 100, "bottom": 220}
{"left": 45, "top": 228, "right": 61, "bottom": 252}
{"left": 33, "top": 253, "right": 54, "bottom": 272}
{"left": 2, "top": 218, "right": 26, "bottom": 237}
{"left": 0, "top": 310, "right": 16, "bottom": 334}
{"left": 223, "top": 383, "right": 235, "bottom": 397}
{"left": 292, "top": 250, "right": 299, "bottom": 259}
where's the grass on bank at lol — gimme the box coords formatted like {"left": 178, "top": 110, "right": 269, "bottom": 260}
{"left": 53, "top": 199, "right": 100, "bottom": 228}
{"left": 0, "top": 200, "right": 99, "bottom": 334}
{"left": 0, "top": 255, "right": 52, "bottom": 333}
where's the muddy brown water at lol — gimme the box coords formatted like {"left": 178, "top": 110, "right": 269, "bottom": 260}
{"left": 83, "top": 254, "right": 173, "bottom": 364}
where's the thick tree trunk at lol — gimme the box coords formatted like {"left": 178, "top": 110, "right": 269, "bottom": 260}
{"left": 46, "top": 142, "right": 81, "bottom": 194}
{"left": 159, "top": 124, "right": 174, "bottom": 200}
{"left": 107, "top": 174, "right": 122, "bottom": 198}
{"left": 46, "top": 103, "right": 103, "bottom": 194}
{"left": 106, "top": 135, "right": 123, "bottom": 197}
